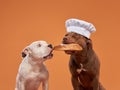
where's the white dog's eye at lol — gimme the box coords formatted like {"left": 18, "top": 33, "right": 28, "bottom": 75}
{"left": 37, "top": 44, "right": 41, "bottom": 47}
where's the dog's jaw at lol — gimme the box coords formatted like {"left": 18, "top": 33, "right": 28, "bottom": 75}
{"left": 43, "top": 50, "right": 53, "bottom": 59}
{"left": 62, "top": 41, "right": 82, "bottom": 55}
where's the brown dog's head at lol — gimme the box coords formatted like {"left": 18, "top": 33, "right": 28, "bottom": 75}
{"left": 62, "top": 32, "right": 93, "bottom": 54}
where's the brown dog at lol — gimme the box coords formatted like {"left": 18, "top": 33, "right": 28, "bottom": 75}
{"left": 62, "top": 32, "right": 105, "bottom": 90}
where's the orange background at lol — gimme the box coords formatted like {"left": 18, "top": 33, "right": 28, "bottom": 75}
{"left": 0, "top": 0, "right": 120, "bottom": 90}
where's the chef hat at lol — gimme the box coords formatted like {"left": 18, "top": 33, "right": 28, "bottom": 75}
{"left": 65, "top": 18, "right": 96, "bottom": 38}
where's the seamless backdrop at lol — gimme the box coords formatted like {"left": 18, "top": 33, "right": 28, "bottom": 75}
{"left": 0, "top": 0, "right": 120, "bottom": 90}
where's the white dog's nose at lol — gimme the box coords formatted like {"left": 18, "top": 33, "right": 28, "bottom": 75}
{"left": 48, "top": 44, "right": 52, "bottom": 49}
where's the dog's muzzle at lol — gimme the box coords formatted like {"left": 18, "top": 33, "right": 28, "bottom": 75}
{"left": 43, "top": 44, "right": 53, "bottom": 59}
{"left": 48, "top": 44, "right": 53, "bottom": 49}
{"left": 43, "top": 51, "right": 53, "bottom": 59}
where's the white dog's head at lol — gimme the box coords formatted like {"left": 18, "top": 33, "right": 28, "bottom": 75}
{"left": 22, "top": 40, "right": 53, "bottom": 61}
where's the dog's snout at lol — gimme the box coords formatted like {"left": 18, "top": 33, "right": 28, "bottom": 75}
{"left": 63, "top": 37, "right": 68, "bottom": 41}
{"left": 48, "top": 44, "right": 52, "bottom": 48}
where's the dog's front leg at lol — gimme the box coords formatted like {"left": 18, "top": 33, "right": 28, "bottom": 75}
{"left": 71, "top": 76, "right": 80, "bottom": 90}
{"left": 91, "top": 77, "right": 99, "bottom": 90}
{"left": 16, "top": 80, "right": 25, "bottom": 90}
{"left": 42, "top": 80, "right": 48, "bottom": 90}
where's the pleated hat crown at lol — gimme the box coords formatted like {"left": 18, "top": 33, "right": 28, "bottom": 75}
{"left": 65, "top": 18, "right": 96, "bottom": 38}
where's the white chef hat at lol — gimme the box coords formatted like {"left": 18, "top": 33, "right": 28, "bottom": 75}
{"left": 65, "top": 18, "right": 96, "bottom": 38}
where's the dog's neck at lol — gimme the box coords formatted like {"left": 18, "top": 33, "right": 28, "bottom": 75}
{"left": 71, "top": 48, "right": 94, "bottom": 64}
{"left": 22, "top": 56, "right": 46, "bottom": 73}
{"left": 25, "top": 55, "right": 44, "bottom": 67}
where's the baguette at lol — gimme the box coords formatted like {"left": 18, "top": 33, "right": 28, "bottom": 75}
{"left": 54, "top": 44, "right": 82, "bottom": 51}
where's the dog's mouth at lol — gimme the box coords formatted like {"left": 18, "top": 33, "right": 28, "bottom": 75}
{"left": 43, "top": 51, "right": 53, "bottom": 59}
{"left": 64, "top": 50, "right": 76, "bottom": 54}
{"left": 62, "top": 40, "right": 75, "bottom": 44}
{"left": 62, "top": 41, "right": 80, "bottom": 55}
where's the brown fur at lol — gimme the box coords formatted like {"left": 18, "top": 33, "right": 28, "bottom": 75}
{"left": 62, "top": 32, "right": 105, "bottom": 90}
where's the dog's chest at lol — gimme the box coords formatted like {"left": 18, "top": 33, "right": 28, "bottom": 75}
{"left": 19, "top": 61, "right": 48, "bottom": 80}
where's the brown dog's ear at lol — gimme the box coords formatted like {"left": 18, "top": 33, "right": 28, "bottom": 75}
{"left": 21, "top": 47, "right": 31, "bottom": 58}
{"left": 86, "top": 39, "right": 93, "bottom": 50}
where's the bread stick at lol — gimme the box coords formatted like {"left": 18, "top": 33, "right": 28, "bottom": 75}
{"left": 54, "top": 44, "right": 82, "bottom": 51}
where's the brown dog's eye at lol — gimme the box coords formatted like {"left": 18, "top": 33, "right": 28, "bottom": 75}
{"left": 38, "top": 44, "right": 41, "bottom": 47}
{"left": 72, "top": 35, "right": 76, "bottom": 38}
{"left": 65, "top": 34, "right": 69, "bottom": 36}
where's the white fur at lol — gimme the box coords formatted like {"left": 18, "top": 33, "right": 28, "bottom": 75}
{"left": 15, "top": 41, "right": 53, "bottom": 90}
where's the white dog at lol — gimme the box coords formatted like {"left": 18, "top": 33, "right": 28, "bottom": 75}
{"left": 15, "top": 40, "right": 53, "bottom": 90}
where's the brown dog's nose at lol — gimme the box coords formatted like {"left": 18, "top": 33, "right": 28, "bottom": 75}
{"left": 63, "top": 37, "right": 68, "bottom": 41}
{"left": 48, "top": 44, "right": 53, "bottom": 48}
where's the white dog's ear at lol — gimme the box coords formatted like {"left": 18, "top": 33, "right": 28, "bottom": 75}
{"left": 21, "top": 46, "right": 32, "bottom": 58}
